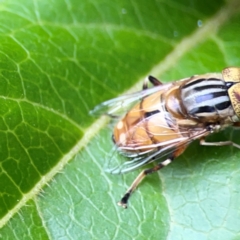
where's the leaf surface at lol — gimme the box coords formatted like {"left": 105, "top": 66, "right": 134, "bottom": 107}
{"left": 1, "top": 0, "right": 240, "bottom": 239}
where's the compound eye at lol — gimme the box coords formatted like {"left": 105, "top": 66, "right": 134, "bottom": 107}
{"left": 222, "top": 67, "right": 240, "bottom": 82}
{"left": 228, "top": 83, "right": 240, "bottom": 117}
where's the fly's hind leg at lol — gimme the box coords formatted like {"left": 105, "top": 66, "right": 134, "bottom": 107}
{"left": 200, "top": 138, "right": 240, "bottom": 149}
{"left": 118, "top": 157, "right": 174, "bottom": 208}
{"left": 143, "top": 75, "right": 163, "bottom": 90}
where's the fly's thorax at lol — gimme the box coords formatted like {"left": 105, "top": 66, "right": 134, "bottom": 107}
{"left": 179, "top": 74, "right": 235, "bottom": 122}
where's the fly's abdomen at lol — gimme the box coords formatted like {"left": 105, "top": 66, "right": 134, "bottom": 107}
{"left": 181, "top": 76, "right": 234, "bottom": 120}
{"left": 113, "top": 91, "right": 183, "bottom": 152}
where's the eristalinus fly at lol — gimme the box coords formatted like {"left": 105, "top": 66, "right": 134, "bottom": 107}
{"left": 91, "top": 67, "right": 240, "bottom": 208}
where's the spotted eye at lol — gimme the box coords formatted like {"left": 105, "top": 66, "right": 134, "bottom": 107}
{"left": 233, "top": 90, "right": 240, "bottom": 102}
{"left": 222, "top": 67, "right": 240, "bottom": 82}
{"left": 228, "top": 83, "right": 240, "bottom": 117}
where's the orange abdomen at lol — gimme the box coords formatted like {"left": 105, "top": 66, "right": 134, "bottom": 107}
{"left": 113, "top": 91, "right": 183, "bottom": 152}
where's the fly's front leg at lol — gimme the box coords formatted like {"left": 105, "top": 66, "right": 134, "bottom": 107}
{"left": 200, "top": 138, "right": 240, "bottom": 149}
{"left": 118, "top": 157, "right": 173, "bottom": 208}
{"left": 143, "top": 76, "right": 163, "bottom": 90}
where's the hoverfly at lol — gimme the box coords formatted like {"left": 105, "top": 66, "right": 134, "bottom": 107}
{"left": 91, "top": 67, "right": 240, "bottom": 208}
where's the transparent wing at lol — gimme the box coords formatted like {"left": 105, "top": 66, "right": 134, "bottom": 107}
{"left": 105, "top": 128, "right": 209, "bottom": 174}
{"left": 90, "top": 82, "right": 173, "bottom": 117}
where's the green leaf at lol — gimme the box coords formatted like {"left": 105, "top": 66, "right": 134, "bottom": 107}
{"left": 1, "top": 0, "right": 240, "bottom": 239}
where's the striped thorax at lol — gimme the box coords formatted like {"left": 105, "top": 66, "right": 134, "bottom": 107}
{"left": 180, "top": 74, "right": 238, "bottom": 121}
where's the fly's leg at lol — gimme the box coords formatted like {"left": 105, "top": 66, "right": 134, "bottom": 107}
{"left": 200, "top": 138, "right": 240, "bottom": 149}
{"left": 143, "top": 76, "right": 163, "bottom": 90}
{"left": 118, "top": 157, "right": 173, "bottom": 208}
